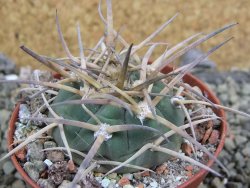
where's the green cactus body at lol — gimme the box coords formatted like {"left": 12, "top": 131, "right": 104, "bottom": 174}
{"left": 52, "top": 72, "right": 185, "bottom": 172}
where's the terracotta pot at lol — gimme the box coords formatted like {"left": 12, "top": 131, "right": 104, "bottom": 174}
{"left": 8, "top": 67, "right": 226, "bottom": 188}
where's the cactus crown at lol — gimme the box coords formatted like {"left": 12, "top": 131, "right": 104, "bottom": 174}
{"left": 2, "top": 0, "right": 249, "bottom": 187}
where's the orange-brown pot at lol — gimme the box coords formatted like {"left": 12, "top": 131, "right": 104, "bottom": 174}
{"left": 8, "top": 67, "right": 226, "bottom": 188}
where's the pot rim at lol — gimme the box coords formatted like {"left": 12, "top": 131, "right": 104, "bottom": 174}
{"left": 8, "top": 67, "right": 227, "bottom": 188}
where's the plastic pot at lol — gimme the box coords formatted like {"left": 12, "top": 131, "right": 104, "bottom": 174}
{"left": 8, "top": 67, "right": 226, "bottom": 188}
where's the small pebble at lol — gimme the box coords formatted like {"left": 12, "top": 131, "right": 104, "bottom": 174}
{"left": 19, "top": 104, "right": 31, "bottom": 124}
{"left": 38, "top": 179, "right": 55, "bottom": 188}
{"left": 242, "top": 147, "right": 250, "bottom": 157}
{"left": 107, "top": 173, "right": 117, "bottom": 179}
{"left": 149, "top": 181, "right": 158, "bottom": 188}
{"left": 0, "top": 110, "right": 10, "bottom": 131}
{"left": 241, "top": 84, "right": 250, "bottom": 95}
{"left": 11, "top": 179, "right": 26, "bottom": 188}
{"left": 58, "top": 180, "right": 80, "bottom": 188}
{"left": 44, "top": 141, "right": 57, "bottom": 148}
{"left": 0, "top": 139, "right": 7, "bottom": 151}
{"left": 211, "top": 177, "right": 224, "bottom": 188}
{"left": 48, "top": 161, "right": 70, "bottom": 185}
{"left": 135, "top": 183, "right": 144, "bottom": 188}
{"left": 1, "top": 174, "right": 15, "bottom": 185}
{"left": 3, "top": 161, "right": 15, "bottom": 175}
{"left": 101, "top": 178, "right": 111, "bottom": 188}
{"left": 108, "top": 180, "right": 116, "bottom": 188}
{"left": 184, "top": 165, "right": 193, "bottom": 171}
{"left": 44, "top": 159, "right": 53, "bottom": 167}
{"left": 159, "top": 178, "right": 165, "bottom": 185}
{"left": 175, "top": 176, "right": 182, "bottom": 182}
{"left": 123, "top": 173, "right": 133, "bottom": 180}
{"left": 27, "top": 140, "right": 45, "bottom": 162}
{"left": 224, "top": 139, "right": 236, "bottom": 150}
{"left": 0, "top": 53, "right": 16, "bottom": 74}
{"left": 122, "top": 184, "right": 134, "bottom": 188}
{"left": 45, "top": 150, "right": 65, "bottom": 162}
{"left": 44, "top": 141, "right": 64, "bottom": 162}
{"left": 14, "top": 172, "right": 23, "bottom": 180}
{"left": 123, "top": 185, "right": 134, "bottom": 188}
{"left": 5, "top": 74, "right": 18, "bottom": 80}
{"left": 141, "top": 171, "right": 150, "bottom": 177}
{"left": 227, "top": 182, "right": 243, "bottom": 188}
{"left": 234, "top": 135, "right": 247, "bottom": 145}
{"left": 23, "top": 162, "right": 40, "bottom": 181}
{"left": 34, "top": 160, "right": 46, "bottom": 173}
{"left": 155, "top": 164, "right": 168, "bottom": 175}
{"left": 118, "top": 177, "right": 130, "bottom": 186}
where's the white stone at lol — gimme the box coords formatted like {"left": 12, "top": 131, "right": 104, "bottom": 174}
{"left": 160, "top": 178, "right": 165, "bottom": 184}
{"left": 95, "top": 176, "right": 103, "bottom": 183}
{"left": 101, "top": 178, "right": 111, "bottom": 188}
{"left": 5, "top": 74, "right": 18, "bottom": 80}
{"left": 44, "top": 159, "right": 53, "bottom": 167}
{"left": 123, "top": 185, "right": 134, "bottom": 188}
{"left": 123, "top": 173, "right": 133, "bottom": 180}
{"left": 175, "top": 176, "right": 182, "bottom": 182}
{"left": 150, "top": 181, "right": 158, "bottom": 188}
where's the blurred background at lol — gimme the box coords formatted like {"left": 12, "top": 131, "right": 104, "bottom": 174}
{"left": 0, "top": 0, "right": 249, "bottom": 70}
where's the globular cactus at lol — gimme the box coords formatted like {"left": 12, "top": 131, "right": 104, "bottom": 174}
{"left": 52, "top": 71, "right": 185, "bottom": 172}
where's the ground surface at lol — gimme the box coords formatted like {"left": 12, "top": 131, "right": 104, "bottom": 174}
{"left": 0, "top": 0, "right": 250, "bottom": 70}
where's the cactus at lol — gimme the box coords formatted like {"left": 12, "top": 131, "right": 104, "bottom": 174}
{"left": 51, "top": 72, "right": 185, "bottom": 172}
{"left": 2, "top": 0, "right": 250, "bottom": 187}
